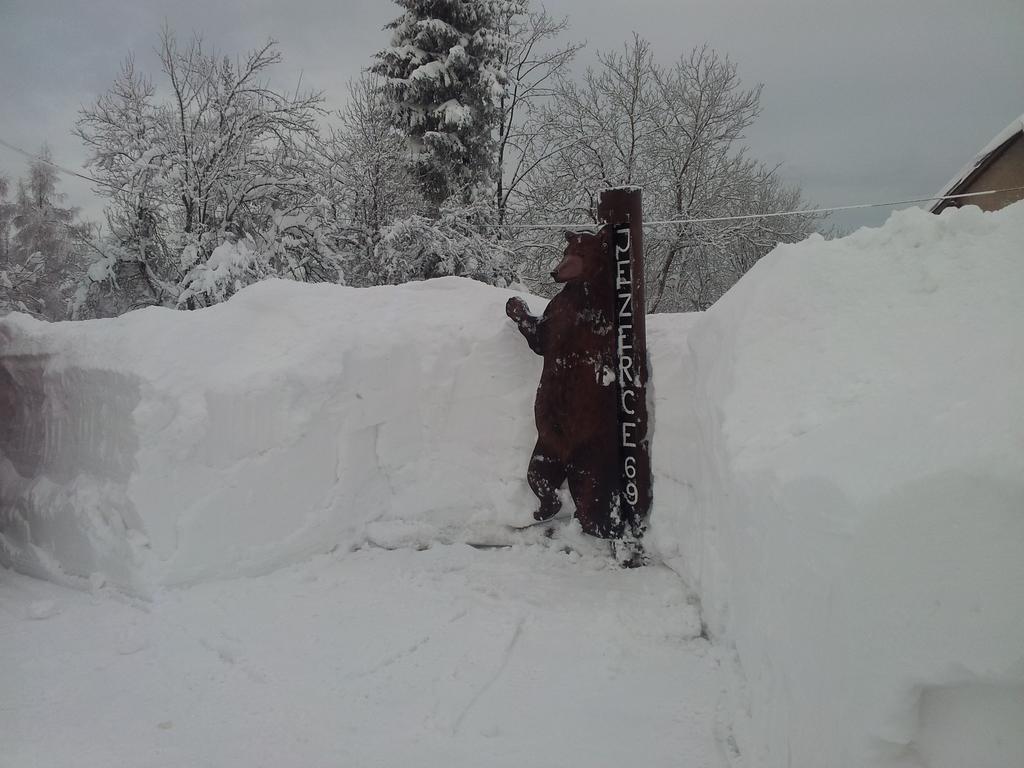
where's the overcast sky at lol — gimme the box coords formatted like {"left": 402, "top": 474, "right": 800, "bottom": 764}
{"left": 1, "top": 0, "right": 1022, "bottom": 231}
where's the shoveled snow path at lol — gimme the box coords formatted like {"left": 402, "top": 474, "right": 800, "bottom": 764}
{"left": 2, "top": 539, "right": 730, "bottom": 768}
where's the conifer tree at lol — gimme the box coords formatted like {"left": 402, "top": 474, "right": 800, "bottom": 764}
{"left": 373, "top": 0, "right": 509, "bottom": 210}
{"left": 2, "top": 148, "right": 84, "bottom": 318}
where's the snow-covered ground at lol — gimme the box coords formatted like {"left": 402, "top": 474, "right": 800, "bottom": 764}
{"left": 2, "top": 540, "right": 728, "bottom": 768}
{"left": 3, "top": 201, "right": 1023, "bottom": 767}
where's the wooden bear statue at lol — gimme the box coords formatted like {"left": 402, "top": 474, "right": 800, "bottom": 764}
{"left": 506, "top": 229, "right": 642, "bottom": 539}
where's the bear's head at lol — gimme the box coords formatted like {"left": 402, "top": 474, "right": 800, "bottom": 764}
{"left": 551, "top": 229, "right": 608, "bottom": 283}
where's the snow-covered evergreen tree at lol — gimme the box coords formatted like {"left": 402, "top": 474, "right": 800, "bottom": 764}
{"left": 0, "top": 149, "right": 86, "bottom": 319}
{"left": 373, "top": 0, "right": 509, "bottom": 209}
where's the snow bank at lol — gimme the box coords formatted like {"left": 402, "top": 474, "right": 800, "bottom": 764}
{"left": 0, "top": 278, "right": 552, "bottom": 593}
{"left": 651, "top": 201, "right": 1024, "bottom": 767}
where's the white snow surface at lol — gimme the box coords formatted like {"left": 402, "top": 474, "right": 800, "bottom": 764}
{"left": 2, "top": 544, "right": 724, "bottom": 768}
{"left": 651, "top": 201, "right": 1024, "bottom": 768}
{"left": 1, "top": 278, "right": 562, "bottom": 592}
{"left": 3, "top": 201, "right": 1024, "bottom": 767}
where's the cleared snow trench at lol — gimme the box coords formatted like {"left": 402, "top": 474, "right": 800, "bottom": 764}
{"left": 1, "top": 542, "right": 730, "bottom": 768}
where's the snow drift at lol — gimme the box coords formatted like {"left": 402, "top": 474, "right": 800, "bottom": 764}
{"left": 651, "top": 201, "right": 1024, "bottom": 768}
{"left": 2, "top": 201, "right": 1023, "bottom": 768}
{"left": 0, "top": 278, "right": 559, "bottom": 592}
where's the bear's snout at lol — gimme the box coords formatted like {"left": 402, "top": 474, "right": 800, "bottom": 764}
{"left": 552, "top": 252, "right": 584, "bottom": 282}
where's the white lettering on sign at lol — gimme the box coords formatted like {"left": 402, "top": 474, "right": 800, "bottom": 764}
{"left": 621, "top": 388, "right": 636, "bottom": 416}
{"left": 617, "top": 324, "right": 632, "bottom": 353}
{"left": 622, "top": 421, "right": 637, "bottom": 448}
{"left": 613, "top": 223, "right": 642, "bottom": 513}
{"left": 624, "top": 481, "right": 639, "bottom": 506}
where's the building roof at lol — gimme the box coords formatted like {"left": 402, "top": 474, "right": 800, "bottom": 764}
{"left": 931, "top": 112, "right": 1024, "bottom": 213}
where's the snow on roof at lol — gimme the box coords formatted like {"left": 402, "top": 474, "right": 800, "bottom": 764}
{"left": 931, "top": 112, "right": 1024, "bottom": 210}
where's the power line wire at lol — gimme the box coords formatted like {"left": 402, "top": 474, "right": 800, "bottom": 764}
{"left": 0, "top": 137, "right": 106, "bottom": 187}
{"left": 4, "top": 134, "right": 1022, "bottom": 230}
{"left": 503, "top": 186, "right": 1024, "bottom": 229}
{"left": 646, "top": 186, "right": 1024, "bottom": 226}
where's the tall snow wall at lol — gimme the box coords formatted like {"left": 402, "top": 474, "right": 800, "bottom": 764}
{"left": 650, "top": 201, "right": 1024, "bottom": 768}
{"left": 0, "top": 279, "right": 558, "bottom": 592}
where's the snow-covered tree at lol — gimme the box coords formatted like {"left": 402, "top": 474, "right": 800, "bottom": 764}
{"left": 0, "top": 149, "right": 85, "bottom": 318}
{"left": 512, "top": 37, "right": 821, "bottom": 310}
{"left": 373, "top": 0, "right": 510, "bottom": 209}
{"left": 493, "top": 2, "right": 580, "bottom": 224}
{"left": 0, "top": 174, "right": 14, "bottom": 266}
{"left": 374, "top": 200, "right": 512, "bottom": 285}
{"left": 318, "top": 74, "right": 422, "bottom": 286}
{"left": 74, "top": 28, "right": 334, "bottom": 313}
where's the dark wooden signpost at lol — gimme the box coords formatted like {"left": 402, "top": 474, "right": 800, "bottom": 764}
{"left": 600, "top": 187, "right": 652, "bottom": 563}
{"left": 507, "top": 186, "right": 651, "bottom": 566}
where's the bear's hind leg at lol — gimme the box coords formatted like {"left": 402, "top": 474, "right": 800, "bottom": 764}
{"left": 528, "top": 448, "right": 567, "bottom": 522}
{"left": 567, "top": 451, "right": 620, "bottom": 539}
